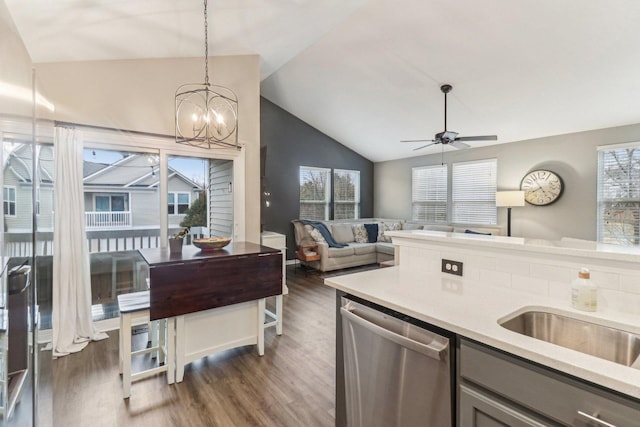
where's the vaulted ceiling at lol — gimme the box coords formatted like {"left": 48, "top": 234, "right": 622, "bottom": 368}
{"left": 6, "top": 0, "right": 640, "bottom": 162}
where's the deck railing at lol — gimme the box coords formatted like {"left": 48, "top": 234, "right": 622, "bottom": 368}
{"left": 3, "top": 226, "right": 208, "bottom": 257}
{"left": 85, "top": 211, "right": 132, "bottom": 230}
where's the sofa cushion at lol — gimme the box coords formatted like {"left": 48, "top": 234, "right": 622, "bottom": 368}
{"left": 425, "top": 225, "right": 454, "bottom": 232}
{"left": 331, "top": 223, "right": 355, "bottom": 244}
{"left": 352, "top": 224, "right": 369, "bottom": 243}
{"left": 364, "top": 223, "right": 379, "bottom": 243}
{"left": 327, "top": 246, "right": 355, "bottom": 258}
{"left": 376, "top": 242, "right": 395, "bottom": 256}
{"left": 379, "top": 221, "right": 402, "bottom": 243}
{"left": 402, "top": 223, "right": 424, "bottom": 231}
{"left": 350, "top": 243, "right": 377, "bottom": 255}
{"left": 305, "top": 225, "right": 326, "bottom": 243}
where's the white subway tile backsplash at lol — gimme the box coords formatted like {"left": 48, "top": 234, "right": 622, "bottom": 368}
{"left": 589, "top": 270, "right": 620, "bottom": 290}
{"left": 464, "top": 255, "right": 497, "bottom": 271}
{"left": 620, "top": 274, "right": 640, "bottom": 294}
{"left": 495, "top": 257, "right": 531, "bottom": 275}
{"left": 530, "top": 263, "right": 573, "bottom": 283}
{"left": 511, "top": 274, "right": 549, "bottom": 295}
{"left": 598, "top": 289, "right": 640, "bottom": 314}
{"left": 548, "top": 280, "right": 571, "bottom": 302}
{"left": 478, "top": 269, "right": 511, "bottom": 288}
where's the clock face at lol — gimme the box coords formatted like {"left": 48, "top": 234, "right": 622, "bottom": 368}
{"left": 520, "top": 170, "right": 563, "bottom": 206}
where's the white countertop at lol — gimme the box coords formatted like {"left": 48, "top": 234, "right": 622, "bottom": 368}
{"left": 324, "top": 266, "right": 640, "bottom": 400}
{"left": 386, "top": 229, "right": 640, "bottom": 264}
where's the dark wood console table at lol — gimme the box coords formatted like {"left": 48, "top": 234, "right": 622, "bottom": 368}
{"left": 139, "top": 241, "right": 283, "bottom": 382}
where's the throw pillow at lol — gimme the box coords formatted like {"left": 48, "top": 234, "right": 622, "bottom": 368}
{"left": 379, "top": 221, "right": 402, "bottom": 243}
{"left": 364, "top": 223, "right": 379, "bottom": 243}
{"left": 331, "top": 223, "right": 356, "bottom": 244}
{"left": 305, "top": 224, "right": 326, "bottom": 242}
{"left": 352, "top": 224, "right": 369, "bottom": 243}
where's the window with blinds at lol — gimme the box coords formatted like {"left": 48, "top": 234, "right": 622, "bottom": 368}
{"left": 597, "top": 143, "right": 640, "bottom": 245}
{"left": 299, "top": 166, "right": 331, "bottom": 220}
{"left": 452, "top": 159, "right": 497, "bottom": 225}
{"left": 334, "top": 169, "right": 360, "bottom": 220}
{"left": 412, "top": 165, "right": 447, "bottom": 222}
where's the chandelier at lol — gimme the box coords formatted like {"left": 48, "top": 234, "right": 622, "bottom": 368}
{"left": 175, "top": 0, "right": 238, "bottom": 149}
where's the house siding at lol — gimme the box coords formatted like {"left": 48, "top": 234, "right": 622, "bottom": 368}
{"left": 209, "top": 159, "right": 233, "bottom": 237}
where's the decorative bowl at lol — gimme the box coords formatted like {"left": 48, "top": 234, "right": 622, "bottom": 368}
{"left": 193, "top": 237, "right": 232, "bottom": 251}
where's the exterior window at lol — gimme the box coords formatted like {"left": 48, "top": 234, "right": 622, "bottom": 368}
{"left": 334, "top": 169, "right": 360, "bottom": 220}
{"left": 94, "top": 194, "right": 127, "bottom": 212}
{"left": 3, "top": 186, "right": 16, "bottom": 216}
{"left": 597, "top": 143, "right": 640, "bottom": 245}
{"left": 299, "top": 166, "right": 331, "bottom": 220}
{"left": 412, "top": 165, "right": 447, "bottom": 222}
{"left": 452, "top": 159, "right": 497, "bottom": 225}
{"left": 168, "top": 192, "right": 190, "bottom": 215}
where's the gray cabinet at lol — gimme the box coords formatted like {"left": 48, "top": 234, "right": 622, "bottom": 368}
{"left": 459, "top": 385, "right": 550, "bottom": 427}
{"left": 459, "top": 339, "right": 640, "bottom": 427}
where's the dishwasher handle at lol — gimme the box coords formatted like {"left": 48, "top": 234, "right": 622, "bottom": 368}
{"left": 340, "top": 306, "right": 448, "bottom": 361}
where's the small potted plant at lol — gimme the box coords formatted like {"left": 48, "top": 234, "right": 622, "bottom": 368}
{"left": 169, "top": 226, "right": 191, "bottom": 253}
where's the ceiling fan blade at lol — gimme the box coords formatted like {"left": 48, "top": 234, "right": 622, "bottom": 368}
{"left": 450, "top": 141, "right": 470, "bottom": 149}
{"left": 455, "top": 135, "right": 498, "bottom": 142}
{"left": 400, "top": 139, "right": 434, "bottom": 143}
{"left": 413, "top": 142, "right": 437, "bottom": 151}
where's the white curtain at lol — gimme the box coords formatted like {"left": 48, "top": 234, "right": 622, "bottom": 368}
{"left": 52, "top": 127, "right": 108, "bottom": 357}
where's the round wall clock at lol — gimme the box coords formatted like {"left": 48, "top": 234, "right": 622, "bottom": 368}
{"left": 520, "top": 170, "right": 563, "bottom": 206}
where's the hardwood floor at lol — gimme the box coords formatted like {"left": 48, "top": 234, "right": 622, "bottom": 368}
{"left": 47, "top": 265, "right": 373, "bottom": 427}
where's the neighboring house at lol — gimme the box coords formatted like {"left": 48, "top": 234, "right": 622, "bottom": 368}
{"left": 3, "top": 145, "right": 203, "bottom": 232}
{"left": 82, "top": 153, "right": 203, "bottom": 230}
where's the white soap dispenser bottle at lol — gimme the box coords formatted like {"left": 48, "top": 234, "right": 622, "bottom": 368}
{"left": 571, "top": 268, "right": 597, "bottom": 312}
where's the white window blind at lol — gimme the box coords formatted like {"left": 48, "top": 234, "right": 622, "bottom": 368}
{"left": 334, "top": 169, "right": 360, "bottom": 220}
{"left": 299, "top": 166, "right": 331, "bottom": 220}
{"left": 412, "top": 165, "right": 447, "bottom": 222}
{"left": 597, "top": 144, "right": 640, "bottom": 245}
{"left": 452, "top": 159, "right": 497, "bottom": 225}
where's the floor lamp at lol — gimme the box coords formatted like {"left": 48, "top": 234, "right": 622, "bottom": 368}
{"left": 496, "top": 191, "right": 525, "bottom": 237}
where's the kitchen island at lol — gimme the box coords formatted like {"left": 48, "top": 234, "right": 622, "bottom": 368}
{"left": 139, "top": 242, "right": 283, "bottom": 382}
{"left": 325, "top": 230, "right": 640, "bottom": 426}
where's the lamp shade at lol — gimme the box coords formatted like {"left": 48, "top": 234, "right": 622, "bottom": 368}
{"left": 496, "top": 191, "right": 525, "bottom": 207}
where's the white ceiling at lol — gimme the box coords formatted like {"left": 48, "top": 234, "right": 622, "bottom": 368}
{"left": 6, "top": 0, "right": 640, "bottom": 162}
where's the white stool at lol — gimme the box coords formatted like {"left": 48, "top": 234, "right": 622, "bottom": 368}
{"left": 264, "top": 295, "right": 283, "bottom": 335}
{"left": 118, "top": 291, "right": 174, "bottom": 398}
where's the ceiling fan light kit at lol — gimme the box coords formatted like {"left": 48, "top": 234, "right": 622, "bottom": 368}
{"left": 401, "top": 84, "right": 497, "bottom": 151}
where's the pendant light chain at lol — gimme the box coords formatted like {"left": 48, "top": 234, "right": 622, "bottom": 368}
{"left": 175, "top": 0, "right": 239, "bottom": 149}
{"left": 203, "top": 0, "right": 209, "bottom": 86}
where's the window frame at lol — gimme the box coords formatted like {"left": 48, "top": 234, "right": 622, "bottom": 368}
{"left": 3, "top": 186, "right": 16, "bottom": 217}
{"left": 411, "top": 165, "right": 448, "bottom": 223}
{"left": 299, "top": 166, "right": 332, "bottom": 221}
{"left": 597, "top": 142, "right": 640, "bottom": 245}
{"left": 333, "top": 168, "right": 360, "bottom": 220}
{"left": 168, "top": 191, "right": 191, "bottom": 216}
{"left": 451, "top": 158, "right": 498, "bottom": 226}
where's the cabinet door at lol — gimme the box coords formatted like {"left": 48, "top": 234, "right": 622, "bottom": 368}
{"left": 459, "top": 385, "right": 552, "bottom": 427}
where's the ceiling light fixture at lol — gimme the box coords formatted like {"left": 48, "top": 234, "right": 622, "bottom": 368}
{"left": 175, "top": 0, "right": 238, "bottom": 149}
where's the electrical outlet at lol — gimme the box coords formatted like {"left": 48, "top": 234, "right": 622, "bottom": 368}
{"left": 441, "top": 259, "right": 463, "bottom": 276}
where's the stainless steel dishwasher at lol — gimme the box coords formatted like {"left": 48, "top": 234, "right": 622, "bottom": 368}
{"left": 340, "top": 296, "right": 454, "bottom": 427}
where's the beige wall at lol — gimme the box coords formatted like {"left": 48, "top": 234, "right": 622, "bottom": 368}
{"left": 35, "top": 55, "right": 262, "bottom": 242}
{"left": 0, "top": 0, "right": 32, "bottom": 116}
{"left": 374, "top": 123, "right": 640, "bottom": 241}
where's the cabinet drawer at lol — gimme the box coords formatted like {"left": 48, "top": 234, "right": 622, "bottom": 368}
{"left": 460, "top": 339, "right": 640, "bottom": 426}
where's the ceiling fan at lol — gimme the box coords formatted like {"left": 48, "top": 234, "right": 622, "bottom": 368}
{"left": 401, "top": 84, "right": 498, "bottom": 151}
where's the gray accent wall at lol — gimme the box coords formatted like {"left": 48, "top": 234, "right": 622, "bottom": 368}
{"left": 375, "top": 123, "right": 640, "bottom": 241}
{"left": 261, "top": 97, "right": 373, "bottom": 259}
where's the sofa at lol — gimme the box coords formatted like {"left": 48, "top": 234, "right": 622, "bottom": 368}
{"left": 292, "top": 218, "right": 503, "bottom": 272}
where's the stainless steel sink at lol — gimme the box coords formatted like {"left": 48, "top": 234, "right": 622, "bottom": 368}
{"left": 499, "top": 309, "right": 640, "bottom": 368}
